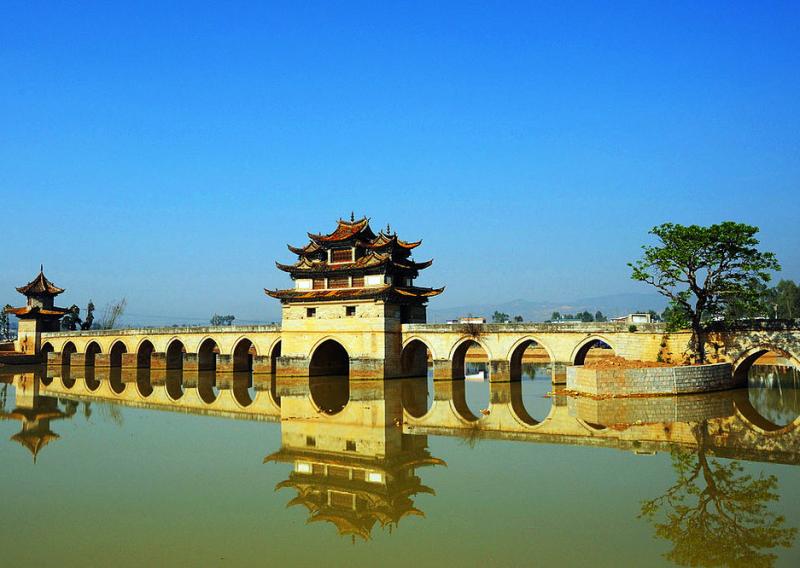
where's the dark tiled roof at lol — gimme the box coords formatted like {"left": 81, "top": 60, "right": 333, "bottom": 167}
{"left": 16, "top": 269, "right": 64, "bottom": 296}
{"left": 265, "top": 285, "right": 444, "bottom": 302}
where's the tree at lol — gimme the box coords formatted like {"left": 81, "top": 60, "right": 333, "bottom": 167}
{"left": 513, "top": 315, "right": 523, "bottom": 323}
{"left": 640, "top": 421, "right": 796, "bottom": 567}
{"left": 763, "top": 279, "right": 800, "bottom": 319}
{"left": 551, "top": 312, "right": 561, "bottom": 321}
{"left": 594, "top": 311, "right": 607, "bottom": 322}
{"left": 97, "top": 298, "right": 128, "bottom": 329}
{"left": 491, "top": 311, "right": 510, "bottom": 324}
{"left": 647, "top": 309, "right": 661, "bottom": 323}
{"left": 630, "top": 222, "right": 780, "bottom": 363}
{"left": 0, "top": 306, "right": 11, "bottom": 340}
{"left": 210, "top": 314, "right": 236, "bottom": 326}
{"left": 578, "top": 310, "right": 594, "bottom": 322}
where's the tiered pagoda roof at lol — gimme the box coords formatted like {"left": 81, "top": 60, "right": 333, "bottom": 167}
{"left": 16, "top": 267, "right": 65, "bottom": 296}
{"left": 4, "top": 267, "right": 69, "bottom": 319}
{"left": 266, "top": 216, "right": 443, "bottom": 303}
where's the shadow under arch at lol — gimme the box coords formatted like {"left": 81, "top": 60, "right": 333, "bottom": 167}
{"left": 401, "top": 376, "right": 431, "bottom": 419}
{"left": 269, "top": 339, "right": 282, "bottom": 406}
{"left": 40, "top": 342, "right": 54, "bottom": 364}
{"left": 451, "top": 338, "right": 490, "bottom": 380}
{"left": 62, "top": 341, "right": 77, "bottom": 366}
{"left": 197, "top": 338, "right": 219, "bottom": 372}
{"left": 232, "top": 337, "right": 257, "bottom": 373}
{"left": 733, "top": 346, "right": 800, "bottom": 383}
{"left": 84, "top": 367, "right": 101, "bottom": 391}
{"left": 309, "top": 339, "right": 349, "bottom": 415}
{"left": 401, "top": 338, "right": 434, "bottom": 378}
{"left": 109, "top": 341, "right": 128, "bottom": 368}
{"left": 165, "top": 338, "right": 186, "bottom": 370}
{"left": 508, "top": 337, "right": 554, "bottom": 381}
{"left": 572, "top": 336, "right": 615, "bottom": 365}
{"left": 231, "top": 370, "right": 253, "bottom": 407}
{"left": 85, "top": 341, "right": 102, "bottom": 367}
{"left": 136, "top": 339, "right": 155, "bottom": 369}
{"left": 109, "top": 367, "right": 126, "bottom": 394}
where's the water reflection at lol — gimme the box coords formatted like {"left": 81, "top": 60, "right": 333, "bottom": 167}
{"left": 1, "top": 365, "right": 800, "bottom": 561}
{"left": 640, "top": 420, "right": 797, "bottom": 566}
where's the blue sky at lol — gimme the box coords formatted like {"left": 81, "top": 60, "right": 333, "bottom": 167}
{"left": 2, "top": 1, "right": 798, "bottom": 324}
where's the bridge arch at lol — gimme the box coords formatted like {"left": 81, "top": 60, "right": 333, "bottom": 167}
{"left": 309, "top": 338, "right": 349, "bottom": 415}
{"left": 732, "top": 345, "right": 800, "bottom": 383}
{"left": 450, "top": 337, "right": 492, "bottom": 380}
{"left": 40, "top": 342, "right": 54, "bottom": 360}
{"left": 402, "top": 336, "right": 439, "bottom": 360}
{"left": 165, "top": 338, "right": 186, "bottom": 370}
{"left": 232, "top": 337, "right": 257, "bottom": 372}
{"left": 85, "top": 341, "right": 102, "bottom": 367}
{"left": 62, "top": 341, "right": 77, "bottom": 366}
{"left": 507, "top": 336, "right": 555, "bottom": 382}
{"left": 197, "top": 337, "right": 220, "bottom": 372}
{"left": 400, "top": 338, "right": 433, "bottom": 377}
{"left": 109, "top": 341, "right": 128, "bottom": 367}
{"left": 136, "top": 339, "right": 155, "bottom": 368}
{"left": 571, "top": 335, "right": 616, "bottom": 365}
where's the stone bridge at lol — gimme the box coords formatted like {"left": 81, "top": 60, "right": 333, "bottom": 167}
{"left": 31, "top": 320, "right": 800, "bottom": 384}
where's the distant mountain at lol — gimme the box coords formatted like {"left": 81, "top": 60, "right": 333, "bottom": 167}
{"left": 428, "top": 293, "right": 668, "bottom": 323}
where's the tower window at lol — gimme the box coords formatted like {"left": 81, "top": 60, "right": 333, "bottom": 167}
{"left": 306, "top": 436, "right": 316, "bottom": 447}
{"left": 330, "top": 248, "right": 353, "bottom": 263}
{"left": 346, "top": 440, "right": 357, "bottom": 452}
{"left": 352, "top": 276, "right": 364, "bottom": 288}
{"left": 346, "top": 306, "right": 356, "bottom": 317}
{"left": 328, "top": 276, "right": 349, "bottom": 289}
{"left": 306, "top": 307, "right": 316, "bottom": 318}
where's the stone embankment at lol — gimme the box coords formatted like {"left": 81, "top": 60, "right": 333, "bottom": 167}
{"left": 567, "top": 361, "right": 737, "bottom": 397}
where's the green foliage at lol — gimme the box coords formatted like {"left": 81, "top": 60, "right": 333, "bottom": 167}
{"left": 550, "top": 311, "right": 561, "bottom": 321}
{"left": 0, "top": 306, "right": 12, "bottom": 340}
{"left": 640, "top": 422, "right": 796, "bottom": 567}
{"left": 97, "top": 298, "right": 127, "bottom": 330}
{"left": 210, "top": 314, "right": 236, "bottom": 326}
{"left": 628, "top": 324, "right": 638, "bottom": 332}
{"left": 630, "top": 222, "right": 780, "bottom": 362}
{"left": 491, "top": 311, "right": 510, "bottom": 323}
{"left": 662, "top": 300, "right": 691, "bottom": 332}
{"left": 594, "top": 310, "right": 607, "bottom": 322}
{"left": 513, "top": 315, "right": 523, "bottom": 323}
{"left": 762, "top": 279, "right": 800, "bottom": 319}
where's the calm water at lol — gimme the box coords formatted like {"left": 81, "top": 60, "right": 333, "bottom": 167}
{"left": 1, "top": 364, "right": 799, "bottom": 567}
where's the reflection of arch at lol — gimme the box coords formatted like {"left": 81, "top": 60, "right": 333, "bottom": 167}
{"left": 232, "top": 371, "right": 253, "bottom": 407}
{"left": 233, "top": 337, "right": 257, "bottom": 372}
{"left": 309, "top": 339, "right": 349, "bottom": 377}
{"left": 85, "top": 342, "right": 102, "bottom": 367}
{"left": 137, "top": 340, "right": 155, "bottom": 368}
{"left": 490, "top": 381, "right": 538, "bottom": 426}
{"left": 508, "top": 337, "right": 554, "bottom": 381}
{"left": 572, "top": 336, "right": 615, "bottom": 365}
{"left": 269, "top": 340, "right": 282, "bottom": 405}
{"left": 401, "top": 339, "right": 430, "bottom": 377}
{"left": 166, "top": 339, "right": 185, "bottom": 370}
{"left": 62, "top": 341, "right": 77, "bottom": 366}
{"left": 401, "top": 376, "right": 430, "bottom": 418}
{"left": 450, "top": 338, "right": 490, "bottom": 380}
{"left": 731, "top": 389, "right": 800, "bottom": 434}
{"left": 165, "top": 369, "right": 183, "bottom": 400}
{"left": 197, "top": 371, "right": 217, "bottom": 404}
{"left": 733, "top": 346, "right": 800, "bottom": 383}
{"left": 109, "top": 341, "right": 128, "bottom": 367}
{"left": 197, "top": 338, "right": 219, "bottom": 372}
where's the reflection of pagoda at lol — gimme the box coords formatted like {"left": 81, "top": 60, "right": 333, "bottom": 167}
{"left": 266, "top": 215, "right": 443, "bottom": 312}
{"left": 266, "top": 440, "right": 444, "bottom": 541}
{"left": 1, "top": 374, "right": 68, "bottom": 463}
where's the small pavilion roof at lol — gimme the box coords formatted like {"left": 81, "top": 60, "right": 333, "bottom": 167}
{"left": 10, "top": 429, "right": 60, "bottom": 463}
{"left": 308, "top": 217, "right": 376, "bottom": 244}
{"left": 16, "top": 267, "right": 64, "bottom": 296}
{"left": 4, "top": 306, "right": 69, "bottom": 317}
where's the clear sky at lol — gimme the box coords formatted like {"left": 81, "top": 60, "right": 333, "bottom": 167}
{"left": 2, "top": 1, "right": 798, "bottom": 324}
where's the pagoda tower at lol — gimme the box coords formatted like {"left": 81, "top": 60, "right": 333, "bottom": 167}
{"left": 266, "top": 216, "right": 443, "bottom": 380}
{"left": 4, "top": 267, "right": 68, "bottom": 355}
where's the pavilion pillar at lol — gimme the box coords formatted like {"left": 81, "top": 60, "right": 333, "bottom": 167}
{"left": 183, "top": 353, "right": 199, "bottom": 372}
{"left": 432, "top": 359, "right": 454, "bottom": 380}
{"left": 216, "top": 354, "right": 233, "bottom": 373}
{"left": 350, "top": 358, "right": 385, "bottom": 381}
{"left": 121, "top": 353, "right": 139, "bottom": 369}
{"left": 69, "top": 353, "right": 87, "bottom": 369}
{"left": 489, "top": 360, "right": 511, "bottom": 382}
{"left": 552, "top": 362, "right": 569, "bottom": 385}
{"left": 252, "top": 355, "right": 273, "bottom": 375}
{"left": 276, "top": 356, "right": 310, "bottom": 378}
{"left": 47, "top": 351, "right": 65, "bottom": 366}
{"left": 150, "top": 352, "right": 167, "bottom": 371}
